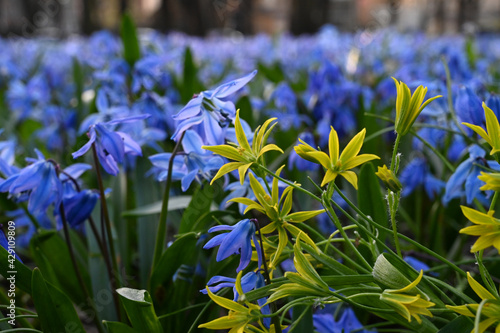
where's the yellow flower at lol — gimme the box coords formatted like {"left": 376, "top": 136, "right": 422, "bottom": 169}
{"left": 447, "top": 272, "right": 500, "bottom": 333}
{"left": 380, "top": 270, "right": 435, "bottom": 324}
{"left": 199, "top": 271, "right": 266, "bottom": 333}
{"left": 230, "top": 167, "right": 323, "bottom": 269}
{"left": 478, "top": 172, "right": 500, "bottom": 192}
{"left": 460, "top": 206, "right": 500, "bottom": 252}
{"left": 392, "top": 78, "right": 442, "bottom": 136}
{"left": 203, "top": 110, "right": 283, "bottom": 185}
{"left": 463, "top": 102, "right": 500, "bottom": 156}
{"left": 294, "top": 126, "right": 379, "bottom": 188}
{"left": 375, "top": 164, "right": 402, "bottom": 192}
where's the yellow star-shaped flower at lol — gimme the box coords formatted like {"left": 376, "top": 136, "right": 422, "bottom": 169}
{"left": 460, "top": 206, "right": 500, "bottom": 253}
{"left": 294, "top": 126, "right": 379, "bottom": 188}
{"left": 203, "top": 110, "right": 283, "bottom": 185}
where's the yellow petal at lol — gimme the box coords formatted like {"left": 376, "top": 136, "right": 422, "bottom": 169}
{"left": 321, "top": 169, "right": 338, "bottom": 187}
{"left": 340, "top": 171, "right": 358, "bottom": 189}
{"left": 467, "top": 272, "right": 496, "bottom": 300}
{"left": 238, "top": 163, "right": 253, "bottom": 185}
{"left": 461, "top": 206, "right": 497, "bottom": 225}
{"left": 258, "top": 144, "right": 283, "bottom": 158}
{"left": 470, "top": 234, "right": 499, "bottom": 252}
{"left": 328, "top": 126, "right": 339, "bottom": 163}
{"left": 307, "top": 151, "right": 331, "bottom": 169}
{"left": 342, "top": 154, "right": 380, "bottom": 170}
{"left": 235, "top": 110, "right": 252, "bottom": 153}
{"left": 211, "top": 162, "right": 243, "bottom": 185}
{"left": 484, "top": 102, "right": 500, "bottom": 151}
{"left": 204, "top": 145, "right": 245, "bottom": 162}
{"left": 205, "top": 287, "right": 248, "bottom": 313}
{"left": 462, "top": 122, "right": 493, "bottom": 147}
{"left": 339, "top": 128, "right": 366, "bottom": 164}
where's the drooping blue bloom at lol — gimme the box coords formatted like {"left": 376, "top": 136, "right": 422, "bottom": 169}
{"left": 399, "top": 157, "right": 445, "bottom": 199}
{"left": 203, "top": 218, "right": 257, "bottom": 272}
{"left": 444, "top": 145, "right": 500, "bottom": 205}
{"left": 73, "top": 115, "right": 149, "bottom": 176}
{"left": 0, "top": 150, "right": 63, "bottom": 214}
{"left": 171, "top": 70, "right": 257, "bottom": 145}
{"left": 313, "top": 307, "right": 375, "bottom": 333}
{"left": 149, "top": 130, "right": 224, "bottom": 191}
{"left": 455, "top": 86, "right": 484, "bottom": 127}
{"left": 289, "top": 132, "right": 319, "bottom": 172}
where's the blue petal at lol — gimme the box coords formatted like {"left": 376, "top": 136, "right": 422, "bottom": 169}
{"left": 172, "top": 96, "right": 202, "bottom": 120}
{"left": 181, "top": 130, "right": 205, "bottom": 155}
{"left": 211, "top": 70, "right": 257, "bottom": 99}
{"left": 73, "top": 129, "right": 97, "bottom": 159}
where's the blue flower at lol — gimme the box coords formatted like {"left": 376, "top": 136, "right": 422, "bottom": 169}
{"left": 171, "top": 70, "right": 257, "bottom": 145}
{"left": 313, "top": 307, "right": 375, "bottom": 333}
{"left": 149, "top": 130, "right": 224, "bottom": 191}
{"left": 444, "top": 145, "right": 500, "bottom": 205}
{"left": 73, "top": 115, "right": 148, "bottom": 176}
{"left": 455, "top": 86, "right": 484, "bottom": 128}
{"left": 0, "top": 150, "right": 63, "bottom": 214}
{"left": 399, "top": 158, "right": 445, "bottom": 199}
{"left": 203, "top": 218, "right": 257, "bottom": 272}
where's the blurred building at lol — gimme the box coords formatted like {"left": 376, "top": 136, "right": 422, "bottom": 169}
{"left": 0, "top": 0, "right": 499, "bottom": 37}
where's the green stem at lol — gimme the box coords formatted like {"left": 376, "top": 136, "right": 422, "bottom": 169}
{"left": 410, "top": 130, "right": 455, "bottom": 172}
{"left": 259, "top": 165, "right": 320, "bottom": 202}
{"left": 254, "top": 219, "right": 282, "bottom": 333}
{"left": 59, "top": 201, "right": 105, "bottom": 333}
{"left": 390, "top": 134, "right": 401, "bottom": 173}
{"left": 442, "top": 57, "right": 469, "bottom": 138}
{"left": 332, "top": 184, "right": 467, "bottom": 277}
{"left": 91, "top": 143, "right": 122, "bottom": 290}
{"left": 322, "top": 187, "right": 372, "bottom": 271}
{"left": 152, "top": 131, "right": 185, "bottom": 269}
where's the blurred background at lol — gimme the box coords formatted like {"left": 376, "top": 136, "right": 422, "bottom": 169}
{"left": 0, "top": 0, "right": 499, "bottom": 38}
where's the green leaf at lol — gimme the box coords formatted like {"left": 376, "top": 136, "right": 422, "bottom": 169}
{"left": 437, "top": 315, "right": 474, "bottom": 333}
{"left": 72, "top": 58, "right": 84, "bottom": 116}
{"left": 180, "top": 47, "right": 204, "bottom": 103}
{"left": 117, "top": 288, "right": 163, "bottom": 333}
{"left": 301, "top": 243, "right": 356, "bottom": 275}
{"left": 0, "top": 246, "right": 32, "bottom": 293}
{"left": 29, "top": 230, "right": 90, "bottom": 305}
{"left": 103, "top": 321, "right": 137, "bottom": 333}
{"left": 122, "top": 196, "right": 193, "bottom": 217}
{"left": 357, "top": 163, "right": 387, "bottom": 241}
{"left": 257, "top": 62, "right": 284, "bottom": 83}
{"left": 120, "top": 13, "right": 141, "bottom": 67}
{"left": 292, "top": 305, "right": 313, "bottom": 333}
{"left": 149, "top": 233, "right": 199, "bottom": 300}
{"left": 31, "top": 268, "right": 85, "bottom": 333}
{"left": 179, "top": 184, "right": 216, "bottom": 234}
